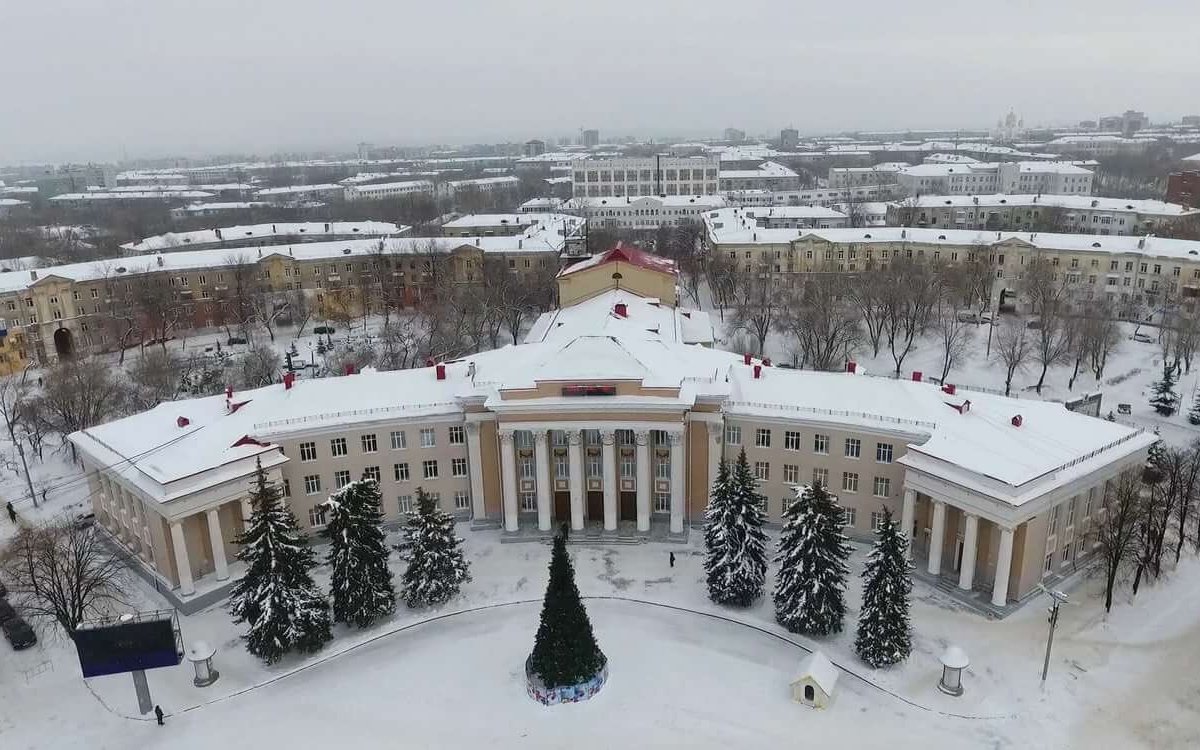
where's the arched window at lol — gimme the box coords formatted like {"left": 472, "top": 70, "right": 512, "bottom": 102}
{"left": 803, "top": 684, "right": 815, "bottom": 702}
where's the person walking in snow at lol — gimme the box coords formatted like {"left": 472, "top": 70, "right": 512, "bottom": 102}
{"left": 154, "top": 705, "right": 164, "bottom": 726}
{"left": 669, "top": 551, "right": 676, "bottom": 568}
{"left": 6, "top": 501, "right": 15, "bottom": 524}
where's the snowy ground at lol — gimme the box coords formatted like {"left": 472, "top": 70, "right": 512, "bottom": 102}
{"left": 2, "top": 523, "right": 1199, "bottom": 749}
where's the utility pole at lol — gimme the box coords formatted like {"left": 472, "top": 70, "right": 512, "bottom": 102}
{"left": 1040, "top": 585, "right": 1069, "bottom": 683}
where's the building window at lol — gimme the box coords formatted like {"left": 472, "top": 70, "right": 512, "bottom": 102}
{"left": 586, "top": 454, "right": 601, "bottom": 477}
{"left": 520, "top": 456, "right": 534, "bottom": 479}
{"left": 871, "top": 511, "right": 887, "bottom": 531}
{"left": 1066, "top": 498, "right": 1076, "bottom": 527}
{"left": 653, "top": 492, "right": 670, "bottom": 513}
{"left": 842, "top": 472, "right": 859, "bottom": 493}
{"left": 304, "top": 475, "right": 322, "bottom": 495}
{"left": 363, "top": 466, "right": 381, "bottom": 483}
{"left": 843, "top": 508, "right": 857, "bottom": 527}
{"left": 520, "top": 492, "right": 536, "bottom": 511}
{"left": 1044, "top": 552, "right": 1053, "bottom": 573}
{"left": 390, "top": 430, "right": 407, "bottom": 450}
{"left": 299, "top": 441, "right": 317, "bottom": 462}
{"left": 813, "top": 434, "right": 829, "bottom": 454}
{"left": 1061, "top": 545, "right": 1070, "bottom": 563}
{"left": 454, "top": 491, "right": 470, "bottom": 511}
{"left": 449, "top": 425, "right": 465, "bottom": 445}
{"left": 784, "top": 430, "right": 801, "bottom": 451}
{"left": 1048, "top": 505, "right": 1059, "bottom": 535}
{"left": 725, "top": 425, "right": 741, "bottom": 445}
{"left": 334, "top": 470, "right": 351, "bottom": 488}
{"left": 394, "top": 463, "right": 410, "bottom": 481}
{"left": 754, "top": 461, "right": 770, "bottom": 481}
{"left": 876, "top": 443, "right": 894, "bottom": 463}
{"left": 308, "top": 506, "right": 328, "bottom": 528}
{"left": 422, "top": 460, "right": 439, "bottom": 479}
{"left": 755, "top": 428, "right": 771, "bottom": 448}
{"left": 282, "top": 479, "right": 291, "bottom": 497}
{"left": 812, "top": 467, "right": 829, "bottom": 486}
{"left": 873, "top": 476, "right": 891, "bottom": 498}
{"left": 330, "top": 437, "right": 348, "bottom": 457}
{"left": 420, "top": 428, "right": 436, "bottom": 448}
{"left": 451, "top": 457, "right": 468, "bottom": 477}
{"left": 783, "top": 464, "right": 799, "bottom": 483}
{"left": 361, "top": 433, "right": 377, "bottom": 453}
{"left": 844, "top": 438, "right": 861, "bottom": 458}
{"left": 398, "top": 495, "right": 413, "bottom": 514}
{"left": 620, "top": 455, "right": 635, "bottom": 478}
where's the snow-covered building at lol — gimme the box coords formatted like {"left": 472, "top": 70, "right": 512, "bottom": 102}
{"left": 727, "top": 205, "right": 849, "bottom": 230}
{"left": 255, "top": 184, "right": 344, "bottom": 204}
{"left": 571, "top": 156, "right": 720, "bottom": 198}
{"left": 718, "top": 161, "right": 802, "bottom": 193}
{"left": 343, "top": 180, "right": 434, "bottom": 202}
{"left": 69, "top": 241, "right": 1152, "bottom": 616}
{"left": 563, "top": 195, "right": 727, "bottom": 230}
{"left": 896, "top": 162, "right": 1094, "bottom": 197}
{"left": 827, "top": 164, "right": 907, "bottom": 189}
{"left": 437, "top": 176, "right": 521, "bottom": 201}
{"left": 49, "top": 190, "right": 214, "bottom": 206}
{"left": 887, "top": 195, "right": 1199, "bottom": 236}
{"left": 120, "top": 222, "right": 409, "bottom": 255}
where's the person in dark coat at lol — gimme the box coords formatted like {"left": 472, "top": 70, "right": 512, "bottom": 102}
{"left": 154, "top": 705, "right": 164, "bottom": 726}
{"left": 6, "top": 501, "right": 15, "bottom": 524}
{"left": 669, "top": 551, "right": 675, "bottom": 568}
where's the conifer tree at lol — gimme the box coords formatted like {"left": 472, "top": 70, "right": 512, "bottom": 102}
{"left": 855, "top": 507, "right": 912, "bottom": 668}
{"left": 1188, "top": 390, "right": 1200, "bottom": 425}
{"left": 229, "top": 459, "right": 332, "bottom": 664}
{"left": 322, "top": 477, "right": 396, "bottom": 627}
{"left": 528, "top": 531, "right": 606, "bottom": 688}
{"left": 1149, "top": 362, "right": 1178, "bottom": 416}
{"left": 773, "top": 481, "right": 851, "bottom": 636}
{"left": 397, "top": 487, "right": 471, "bottom": 608}
{"left": 704, "top": 449, "right": 769, "bottom": 607}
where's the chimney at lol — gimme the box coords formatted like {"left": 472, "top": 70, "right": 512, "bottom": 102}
{"left": 942, "top": 383, "right": 956, "bottom": 395}
{"left": 225, "top": 384, "right": 233, "bottom": 399}
{"left": 29, "top": 270, "right": 37, "bottom": 281}
{"left": 425, "top": 358, "right": 435, "bottom": 368}
{"left": 911, "top": 371, "right": 923, "bottom": 382}
{"left": 283, "top": 372, "right": 295, "bottom": 390}
{"left": 743, "top": 353, "right": 752, "bottom": 365}
{"left": 1138, "top": 236, "right": 1146, "bottom": 249}
{"left": 614, "top": 302, "right": 627, "bottom": 317}
{"left": 1011, "top": 414, "right": 1023, "bottom": 427}
{"left": 176, "top": 416, "right": 190, "bottom": 428}
{"left": 345, "top": 363, "right": 356, "bottom": 375}
{"left": 753, "top": 364, "right": 762, "bottom": 379}
{"left": 846, "top": 361, "right": 857, "bottom": 373}
{"left": 436, "top": 363, "right": 447, "bottom": 380}
{"left": 763, "top": 357, "right": 772, "bottom": 367}
{"left": 962, "top": 399, "right": 971, "bottom": 413}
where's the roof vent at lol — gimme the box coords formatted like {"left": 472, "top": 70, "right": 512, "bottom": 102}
{"left": 846, "top": 361, "right": 857, "bottom": 373}
{"left": 342, "top": 247, "right": 351, "bottom": 254}
{"left": 29, "top": 270, "right": 37, "bottom": 281}
{"left": 1092, "top": 242, "right": 1102, "bottom": 248}
{"left": 938, "top": 234, "right": 946, "bottom": 240}
{"left": 156, "top": 256, "right": 164, "bottom": 266}
{"left": 1011, "top": 414, "right": 1023, "bottom": 427}
{"left": 176, "top": 416, "right": 190, "bottom": 428}
{"left": 613, "top": 302, "right": 628, "bottom": 318}
{"left": 911, "top": 371, "right": 923, "bottom": 382}
{"left": 753, "top": 364, "right": 762, "bottom": 379}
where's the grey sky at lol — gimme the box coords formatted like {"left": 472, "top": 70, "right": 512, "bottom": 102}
{"left": 2, "top": 0, "right": 1197, "bottom": 163}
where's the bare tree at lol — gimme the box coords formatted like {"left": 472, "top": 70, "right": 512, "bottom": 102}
{"left": 237, "top": 342, "right": 282, "bottom": 388}
{"left": 774, "top": 272, "right": 860, "bottom": 370}
{"left": 133, "top": 272, "right": 184, "bottom": 353}
{"left": 845, "top": 270, "right": 889, "bottom": 357}
{"left": 218, "top": 253, "right": 261, "bottom": 342}
{"left": 880, "top": 259, "right": 940, "bottom": 376}
{"left": 931, "top": 297, "right": 974, "bottom": 382}
{"left": 32, "top": 357, "right": 131, "bottom": 459}
{"left": 728, "top": 262, "right": 783, "bottom": 356}
{"left": 1, "top": 523, "right": 130, "bottom": 633}
{"left": 705, "top": 250, "right": 738, "bottom": 320}
{"left": 993, "top": 317, "right": 1033, "bottom": 396}
{"left": 1021, "top": 257, "right": 1075, "bottom": 394}
{"left": 0, "top": 374, "right": 38, "bottom": 507}
{"left": 128, "top": 348, "right": 185, "bottom": 410}
{"left": 1095, "top": 472, "right": 1145, "bottom": 613}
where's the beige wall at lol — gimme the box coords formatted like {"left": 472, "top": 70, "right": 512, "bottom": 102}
{"left": 558, "top": 259, "right": 677, "bottom": 306}
{"left": 686, "top": 420, "right": 710, "bottom": 522}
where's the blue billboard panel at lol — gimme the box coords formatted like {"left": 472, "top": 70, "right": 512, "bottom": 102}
{"left": 73, "top": 617, "right": 182, "bottom": 678}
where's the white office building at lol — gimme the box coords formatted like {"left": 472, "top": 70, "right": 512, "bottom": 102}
{"left": 571, "top": 156, "right": 719, "bottom": 198}
{"left": 896, "top": 162, "right": 1093, "bottom": 196}
{"left": 564, "top": 195, "right": 727, "bottom": 230}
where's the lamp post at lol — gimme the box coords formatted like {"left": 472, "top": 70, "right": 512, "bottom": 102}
{"left": 1040, "top": 585, "right": 1070, "bottom": 684}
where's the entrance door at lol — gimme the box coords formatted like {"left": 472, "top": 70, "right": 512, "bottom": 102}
{"left": 553, "top": 491, "right": 570, "bottom": 524}
{"left": 586, "top": 491, "right": 604, "bottom": 522}
{"left": 619, "top": 491, "right": 636, "bottom": 522}
{"left": 953, "top": 538, "right": 964, "bottom": 572}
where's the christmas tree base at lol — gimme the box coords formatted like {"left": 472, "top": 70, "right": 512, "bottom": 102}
{"left": 524, "top": 656, "right": 608, "bottom": 705}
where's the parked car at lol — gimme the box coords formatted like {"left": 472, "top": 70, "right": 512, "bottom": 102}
{"left": 0, "top": 599, "right": 16, "bottom": 624}
{"left": 2, "top": 617, "right": 37, "bottom": 650}
{"left": 227, "top": 336, "right": 248, "bottom": 345}
{"left": 1026, "top": 319, "right": 1042, "bottom": 329}
{"left": 0, "top": 579, "right": 7, "bottom": 598}
{"left": 72, "top": 512, "right": 95, "bottom": 530}
{"left": 313, "top": 325, "right": 335, "bottom": 335}
{"left": 1131, "top": 332, "right": 1154, "bottom": 343}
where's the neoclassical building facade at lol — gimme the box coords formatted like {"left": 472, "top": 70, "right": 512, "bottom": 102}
{"left": 69, "top": 247, "right": 1154, "bottom": 616}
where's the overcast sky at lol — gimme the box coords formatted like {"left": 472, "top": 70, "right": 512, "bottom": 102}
{"left": 2, "top": 0, "right": 1197, "bottom": 164}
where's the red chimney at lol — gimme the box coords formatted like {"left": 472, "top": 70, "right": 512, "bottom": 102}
{"left": 763, "top": 357, "right": 772, "bottom": 367}
{"left": 911, "top": 371, "right": 923, "bottom": 382}
{"left": 753, "top": 364, "right": 762, "bottom": 379}
{"left": 613, "top": 302, "right": 627, "bottom": 318}
{"left": 942, "top": 383, "right": 956, "bottom": 395}
{"left": 425, "top": 357, "right": 434, "bottom": 367}
{"left": 344, "top": 363, "right": 356, "bottom": 375}
{"left": 225, "top": 384, "right": 233, "bottom": 399}
{"left": 1011, "top": 414, "right": 1023, "bottom": 427}
{"left": 176, "top": 416, "right": 190, "bottom": 428}
{"left": 743, "top": 353, "right": 752, "bottom": 365}
{"left": 436, "top": 363, "right": 446, "bottom": 380}
{"left": 846, "top": 361, "right": 857, "bottom": 373}
{"left": 284, "top": 372, "right": 295, "bottom": 390}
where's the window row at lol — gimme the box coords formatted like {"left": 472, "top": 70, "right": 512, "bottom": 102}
{"left": 295, "top": 426, "right": 465, "bottom": 462}
{"left": 731, "top": 426, "right": 893, "bottom": 462}
{"left": 300, "top": 459, "right": 468, "bottom": 495}
{"left": 310, "top": 491, "right": 471, "bottom": 527}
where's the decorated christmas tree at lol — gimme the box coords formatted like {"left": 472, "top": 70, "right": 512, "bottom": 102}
{"left": 704, "top": 449, "right": 769, "bottom": 607}
{"left": 323, "top": 477, "right": 396, "bottom": 627}
{"left": 397, "top": 487, "right": 471, "bottom": 608}
{"left": 1149, "top": 362, "right": 1178, "bottom": 416}
{"left": 528, "top": 531, "right": 606, "bottom": 688}
{"left": 229, "top": 459, "right": 332, "bottom": 663}
{"left": 773, "top": 481, "right": 851, "bottom": 636}
{"left": 854, "top": 507, "right": 913, "bottom": 668}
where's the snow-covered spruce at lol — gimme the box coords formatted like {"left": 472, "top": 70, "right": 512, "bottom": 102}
{"left": 1149, "top": 362, "right": 1178, "bottom": 416}
{"left": 854, "top": 507, "right": 913, "bottom": 668}
{"left": 322, "top": 477, "right": 396, "bottom": 628}
{"left": 773, "top": 481, "right": 851, "bottom": 636}
{"left": 704, "top": 450, "right": 768, "bottom": 608}
{"left": 396, "top": 487, "right": 471, "bottom": 608}
{"left": 229, "top": 459, "right": 332, "bottom": 664}
{"left": 528, "top": 531, "right": 606, "bottom": 689}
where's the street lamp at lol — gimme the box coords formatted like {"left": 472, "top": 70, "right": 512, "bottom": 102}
{"left": 1039, "top": 584, "right": 1070, "bottom": 684}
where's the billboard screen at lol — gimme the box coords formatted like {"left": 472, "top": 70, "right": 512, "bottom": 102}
{"left": 73, "top": 616, "right": 182, "bottom": 678}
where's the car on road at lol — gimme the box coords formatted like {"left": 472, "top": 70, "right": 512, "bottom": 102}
{"left": 0, "top": 599, "right": 16, "bottom": 624}
{"left": 227, "top": 336, "right": 248, "bottom": 345}
{"left": 313, "top": 325, "right": 335, "bottom": 335}
{"left": 72, "top": 512, "right": 96, "bottom": 530}
{"left": 2, "top": 616, "right": 37, "bottom": 650}
{"left": 1131, "top": 332, "right": 1155, "bottom": 343}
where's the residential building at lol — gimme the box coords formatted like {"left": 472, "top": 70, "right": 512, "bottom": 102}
{"left": 582, "top": 129, "right": 600, "bottom": 148}
{"left": 343, "top": 180, "right": 434, "bottom": 202}
{"left": 724, "top": 128, "right": 747, "bottom": 143}
{"left": 524, "top": 140, "right": 547, "bottom": 157}
{"left": 121, "top": 222, "right": 408, "bottom": 254}
{"left": 563, "top": 194, "right": 727, "bottom": 230}
{"left": 718, "top": 161, "right": 802, "bottom": 193}
{"left": 571, "top": 156, "right": 719, "bottom": 198}
{"left": 780, "top": 128, "right": 800, "bottom": 150}
{"left": 1166, "top": 172, "right": 1200, "bottom": 208}
{"left": 896, "top": 162, "right": 1094, "bottom": 196}
{"left": 255, "top": 184, "right": 344, "bottom": 204}
{"left": 1043, "top": 136, "right": 1153, "bottom": 158}
{"left": 828, "top": 163, "right": 907, "bottom": 189}
{"left": 888, "top": 195, "right": 1199, "bottom": 236}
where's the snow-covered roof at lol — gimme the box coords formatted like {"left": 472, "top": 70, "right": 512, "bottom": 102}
{"left": 792, "top": 651, "right": 839, "bottom": 694}
{"left": 719, "top": 161, "right": 798, "bottom": 179}
{"left": 49, "top": 191, "right": 213, "bottom": 201}
{"left": 1184, "top": 153, "right": 1200, "bottom": 162}
{"left": 0, "top": 198, "right": 28, "bottom": 208}
{"left": 445, "top": 176, "right": 519, "bottom": 188}
{"left": 175, "top": 202, "right": 271, "bottom": 213}
{"left": 347, "top": 180, "right": 434, "bottom": 194}
{"left": 121, "top": 222, "right": 406, "bottom": 253}
{"left": 556, "top": 243, "right": 677, "bottom": 279}
{"left": 741, "top": 206, "right": 848, "bottom": 220}
{"left": 896, "top": 194, "right": 1198, "bottom": 217}
{"left": 564, "top": 195, "right": 727, "bottom": 210}
{"left": 525, "top": 289, "right": 714, "bottom": 346}
{"left": 254, "top": 184, "right": 342, "bottom": 196}
{"left": 442, "top": 212, "right": 581, "bottom": 231}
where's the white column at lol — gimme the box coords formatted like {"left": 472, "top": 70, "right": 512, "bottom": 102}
{"left": 669, "top": 431, "right": 685, "bottom": 534}
{"left": 170, "top": 521, "right": 195, "bottom": 596}
{"left": 241, "top": 498, "right": 253, "bottom": 526}
{"left": 927, "top": 500, "right": 947, "bottom": 576}
{"left": 568, "top": 430, "right": 584, "bottom": 531}
{"left": 635, "top": 431, "right": 651, "bottom": 532}
{"left": 901, "top": 489, "right": 917, "bottom": 560}
{"left": 958, "top": 513, "right": 979, "bottom": 591}
{"left": 992, "top": 525, "right": 1015, "bottom": 607}
{"left": 534, "top": 431, "right": 552, "bottom": 532}
{"left": 601, "top": 429, "right": 618, "bottom": 531}
{"left": 206, "top": 508, "right": 229, "bottom": 581}
{"left": 500, "top": 430, "right": 519, "bottom": 532}
{"left": 465, "top": 422, "right": 487, "bottom": 520}
{"left": 707, "top": 421, "right": 723, "bottom": 498}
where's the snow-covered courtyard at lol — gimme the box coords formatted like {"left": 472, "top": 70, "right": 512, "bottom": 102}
{"left": 2, "top": 525, "right": 1198, "bottom": 749}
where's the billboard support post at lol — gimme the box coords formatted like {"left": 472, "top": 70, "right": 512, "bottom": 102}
{"left": 131, "top": 670, "right": 153, "bottom": 715}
